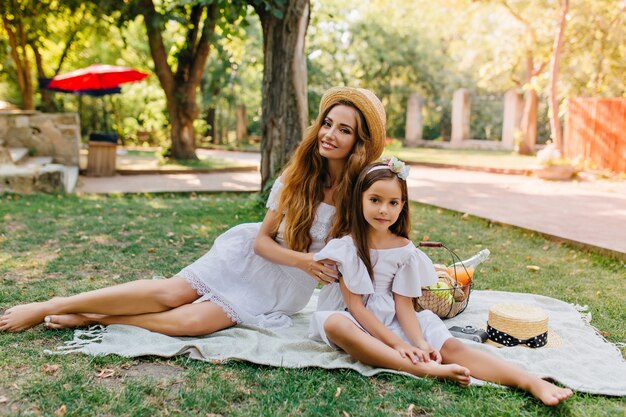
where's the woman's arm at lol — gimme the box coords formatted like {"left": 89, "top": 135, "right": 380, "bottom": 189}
{"left": 394, "top": 294, "right": 441, "bottom": 363}
{"left": 253, "top": 208, "right": 337, "bottom": 284}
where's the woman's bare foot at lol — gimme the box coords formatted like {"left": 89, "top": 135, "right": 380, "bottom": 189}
{"left": 418, "top": 362, "right": 471, "bottom": 386}
{"left": 528, "top": 378, "right": 573, "bottom": 406}
{"left": 44, "top": 313, "right": 104, "bottom": 330}
{"left": 0, "top": 302, "right": 51, "bottom": 332}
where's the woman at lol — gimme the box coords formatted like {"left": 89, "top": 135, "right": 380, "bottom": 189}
{"left": 0, "top": 87, "right": 387, "bottom": 336}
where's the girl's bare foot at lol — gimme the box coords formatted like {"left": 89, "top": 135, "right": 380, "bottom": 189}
{"left": 44, "top": 314, "right": 103, "bottom": 330}
{"left": 528, "top": 378, "right": 573, "bottom": 406}
{"left": 0, "top": 302, "right": 51, "bottom": 332}
{"left": 419, "top": 362, "right": 471, "bottom": 386}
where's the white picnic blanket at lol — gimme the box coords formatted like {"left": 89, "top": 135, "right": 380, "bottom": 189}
{"left": 48, "top": 290, "right": 626, "bottom": 396}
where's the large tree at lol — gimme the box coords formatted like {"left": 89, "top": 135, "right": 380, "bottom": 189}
{"left": 0, "top": 0, "right": 52, "bottom": 110}
{"left": 497, "top": 1, "right": 550, "bottom": 155}
{"left": 134, "top": 0, "right": 244, "bottom": 160}
{"left": 251, "top": 0, "right": 310, "bottom": 188}
{"left": 547, "top": 0, "right": 569, "bottom": 153}
{"left": 0, "top": 1, "right": 108, "bottom": 112}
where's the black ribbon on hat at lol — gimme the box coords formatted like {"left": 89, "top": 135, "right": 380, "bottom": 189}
{"left": 487, "top": 325, "right": 548, "bottom": 348}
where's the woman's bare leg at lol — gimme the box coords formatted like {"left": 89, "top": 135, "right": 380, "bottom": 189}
{"left": 47, "top": 302, "right": 236, "bottom": 337}
{"left": 0, "top": 277, "right": 198, "bottom": 332}
{"left": 440, "top": 338, "right": 573, "bottom": 406}
{"left": 324, "top": 314, "right": 470, "bottom": 385}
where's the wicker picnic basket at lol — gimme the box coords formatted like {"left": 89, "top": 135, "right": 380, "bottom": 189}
{"left": 413, "top": 242, "right": 474, "bottom": 319}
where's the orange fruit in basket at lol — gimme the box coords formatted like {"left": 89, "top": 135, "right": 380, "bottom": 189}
{"left": 447, "top": 266, "right": 474, "bottom": 286}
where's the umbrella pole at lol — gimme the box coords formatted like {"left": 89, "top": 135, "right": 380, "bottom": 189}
{"left": 77, "top": 95, "right": 84, "bottom": 137}
{"left": 102, "top": 97, "right": 108, "bottom": 132}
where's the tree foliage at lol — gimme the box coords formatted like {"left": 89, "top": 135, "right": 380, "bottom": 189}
{"left": 1, "top": 0, "right": 623, "bottom": 157}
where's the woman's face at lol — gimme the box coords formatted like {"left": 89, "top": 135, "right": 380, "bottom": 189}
{"left": 318, "top": 104, "right": 358, "bottom": 161}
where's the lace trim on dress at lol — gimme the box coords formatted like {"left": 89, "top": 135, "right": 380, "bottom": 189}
{"left": 310, "top": 203, "right": 335, "bottom": 241}
{"left": 310, "top": 218, "right": 332, "bottom": 241}
{"left": 179, "top": 270, "right": 242, "bottom": 323}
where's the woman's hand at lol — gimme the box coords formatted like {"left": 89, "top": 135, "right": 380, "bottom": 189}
{"left": 297, "top": 253, "right": 339, "bottom": 285}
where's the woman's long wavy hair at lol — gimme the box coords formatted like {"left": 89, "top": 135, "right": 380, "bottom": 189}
{"left": 351, "top": 163, "right": 411, "bottom": 280}
{"left": 271, "top": 100, "right": 382, "bottom": 252}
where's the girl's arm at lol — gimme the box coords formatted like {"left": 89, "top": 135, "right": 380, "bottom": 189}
{"left": 340, "top": 279, "right": 422, "bottom": 364}
{"left": 253, "top": 208, "right": 337, "bottom": 284}
{"left": 394, "top": 294, "right": 442, "bottom": 363}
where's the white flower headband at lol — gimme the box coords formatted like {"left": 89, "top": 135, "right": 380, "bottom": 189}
{"left": 367, "top": 156, "right": 410, "bottom": 180}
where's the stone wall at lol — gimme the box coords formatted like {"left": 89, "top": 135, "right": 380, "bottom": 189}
{"left": 0, "top": 111, "right": 80, "bottom": 165}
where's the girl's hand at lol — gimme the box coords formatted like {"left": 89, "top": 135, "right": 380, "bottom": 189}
{"left": 298, "top": 253, "right": 338, "bottom": 285}
{"left": 415, "top": 341, "right": 442, "bottom": 363}
{"left": 394, "top": 342, "right": 430, "bottom": 364}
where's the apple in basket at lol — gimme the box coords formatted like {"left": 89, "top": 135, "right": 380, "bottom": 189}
{"left": 427, "top": 281, "right": 454, "bottom": 304}
{"left": 436, "top": 270, "right": 466, "bottom": 302}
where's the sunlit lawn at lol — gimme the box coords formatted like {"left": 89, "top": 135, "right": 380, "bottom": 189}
{"left": 384, "top": 146, "right": 538, "bottom": 171}
{"left": 0, "top": 193, "right": 624, "bottom": 416}
{"left": 81, "top": 143, "right": 540, "bottom": 173}
{"left": 79, "top": 148, "right": 252, "bottom": 172}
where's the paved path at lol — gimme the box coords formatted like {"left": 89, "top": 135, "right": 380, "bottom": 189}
{"left": 77, "top": 152, "right": 626, "bottom": 256}
{"left": 405, "top": 166, "right": 626, "bottom": 256}
{"left": 77, "top": 171, "right": 260, "bottom": 194}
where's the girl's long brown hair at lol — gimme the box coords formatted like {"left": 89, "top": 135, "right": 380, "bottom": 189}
{"left": 271, "top": 100, "right": 382, "bottom": 252}
{"left": 350, "top": 163, "right": 411, "bottom": 280}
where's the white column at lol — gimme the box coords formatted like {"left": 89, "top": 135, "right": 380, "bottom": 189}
{"left": 501, "top": 90, "right": 523, "bottom": 150}
{"left": 404, "top": 93, "right": 423, "bottom": 147}
{"left": 451, "top": 88, "right": 470, "bottom": 146}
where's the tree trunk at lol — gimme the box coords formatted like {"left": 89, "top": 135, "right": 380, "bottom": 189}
{"left": 205, "top": 107, "right": 217, "bottom": 144}
{"left": 2, "top": 17, "right": 34, "bottom": 110}
{"left": 253, "top": 0, "right": 310, "bottom": 188}
{"left": 548, "top": 0, "right": 570, "bottom": 153}
{"left": 519, "top": 89, "right": 538, "bottom": 155}
{"left": 236, "top": 104, "right": 248, "bottom": 144}
{"left": 140, "top": 0, "right": 218, "bottom": 160}
{"left": 31, "top": 42, "right": 54, "bottom": 112}
{"left": 166, "top": 84, "right": 200, "bottom": 159}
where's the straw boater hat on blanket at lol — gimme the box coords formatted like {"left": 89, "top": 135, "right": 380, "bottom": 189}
{"left": 319, "top": 87, "right": 387, "bottom": 159}
{"left": 486, "top": 302, "right": 562, "bottom": 348}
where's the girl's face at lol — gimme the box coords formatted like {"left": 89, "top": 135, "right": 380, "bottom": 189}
{"left": 318, "top": 104, "right": 358, "bottom": 161}
{"left": 362, "top": 177, "right": 405, "bottom": 234}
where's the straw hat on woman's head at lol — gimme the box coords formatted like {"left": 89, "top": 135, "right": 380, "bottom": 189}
{"left": 319, "top": 87, "right": 387, "bottom": 159}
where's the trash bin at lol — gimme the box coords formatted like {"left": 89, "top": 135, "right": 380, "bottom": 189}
{"left": 87, "top": 132, "right": 118, "bottom": 177}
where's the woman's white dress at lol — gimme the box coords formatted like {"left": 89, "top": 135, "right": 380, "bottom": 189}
{"left": 308, "top": 236, "right": 452, "bottom": 351}
{"left": 177, "top": 177, "right": 335, "bottom": 329}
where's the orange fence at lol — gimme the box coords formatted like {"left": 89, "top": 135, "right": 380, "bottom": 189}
{"left": 565, "top": 98, "right": 626, "bottom": 173}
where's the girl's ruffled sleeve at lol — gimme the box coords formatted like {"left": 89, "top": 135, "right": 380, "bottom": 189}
{"left": 265, "top": 176, "right": 284, "bottom": 211}
{"left": 313, "top": 236, "right": 374, "bottom": 295}
{"left": 392, "top": 247, "right": 438, "bottom": 297}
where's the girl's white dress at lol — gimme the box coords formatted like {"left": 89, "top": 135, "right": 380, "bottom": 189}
{"left": 178, "top": 177, "right": 335, "bottom": 329}
{"left": 308, "top": 236, "right": 452, "bottom": 351}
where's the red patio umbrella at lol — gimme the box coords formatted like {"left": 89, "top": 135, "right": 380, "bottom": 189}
{"left": 47, "top": 64, "right": 148, "bottom": 91}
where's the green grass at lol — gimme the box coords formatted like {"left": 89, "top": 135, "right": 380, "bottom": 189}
{"left": 1, "top": 193, "right": 624, "bottom": 416}
{"left": 383, "top": 146, "right": 537, "bottom": 170}
{"left": 201, "top": 142, "right": 261, "bottom": 153}
{"left": 125, "top": 149, "right": 249, "bottom": 171}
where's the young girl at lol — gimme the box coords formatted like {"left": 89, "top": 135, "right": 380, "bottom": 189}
{"left": 0, "top": 87, "right": 386, "bottom": 336}
{"left": 308, "top": 158, "right": 573, "bottom": 406}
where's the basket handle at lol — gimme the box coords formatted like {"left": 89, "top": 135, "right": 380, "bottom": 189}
{"left": 418, "top": 241, "right": 443, "bottom": 247}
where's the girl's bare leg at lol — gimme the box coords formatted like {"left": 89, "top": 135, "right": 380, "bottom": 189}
{"left": 440, "top": 338, "right": 573, "bottom": 406}
{"left": 47, "top": 302, "right": 236, "bottom": 336}
{"left": 324, "top": 314, "right": 470, "bottom": 385}
{"left": 0, "top": 277, "right": 198, "bottom": 332}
